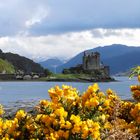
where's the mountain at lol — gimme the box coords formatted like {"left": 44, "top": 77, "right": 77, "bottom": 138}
{"left": 103, "top": 51, "right": 140, "bottom": 74}
{"left": 39, "top": 58, "right": 64, "bottom": 73}
{"left": 0, "top": 58, "right": 15, "bottom": 74}
{"left": 57, "top": 44, "right": 140, "bottom": 74}
{"left": 0, "top": 50, "right": 44, "bottom": 73}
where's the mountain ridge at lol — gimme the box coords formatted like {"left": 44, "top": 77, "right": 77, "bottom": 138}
{"left": 39, "top": 58, "right": 64, "bottom": 73}
{"left": 56, "top": 44, "right": 140, "bottom": 74}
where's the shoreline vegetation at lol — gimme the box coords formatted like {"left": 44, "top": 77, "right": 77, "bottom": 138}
{"left": 40, "top": 74, "right": 115, "bottom": 82}
{"left": 0, "top": 73, "right": 115, "bottom": 82}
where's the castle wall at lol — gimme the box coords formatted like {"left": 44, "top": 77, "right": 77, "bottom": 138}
{"left": 103, "top": 66, "right": 110, "bottom": 77}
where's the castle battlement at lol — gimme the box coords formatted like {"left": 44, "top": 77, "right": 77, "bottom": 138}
{"left": 84, "top": 51, "right": 100, "bottom": 57}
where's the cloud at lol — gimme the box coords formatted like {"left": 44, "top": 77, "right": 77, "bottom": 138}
{"left": 0, "top": 28, "right": 140, "bottom": 61}
{"left": 90, "top": 29, "right": 135, "bottom": 38}
{"left": 29, "top": 0, "right": 140, "bottom": 35}
{"left": 0, "top": 0, "right": 140, "bottom": 36}
{"left": 25, "top": 7, "right": 49, "bottom": 28}
{"left": 0, "top": 0, "right": 49, "bottom": 36}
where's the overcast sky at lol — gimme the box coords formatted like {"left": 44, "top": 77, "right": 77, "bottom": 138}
{"left": 0, "top": 0, "right": 140, "bottom": 61}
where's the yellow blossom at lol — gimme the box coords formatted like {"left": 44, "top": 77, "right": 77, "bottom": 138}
{"left": 70, "top": 114, "right": 81, "bottom": 124}
{"left": 0, "top": 105, "right": 4, "bottom": 115}
{"left": 103, "top": 99, "right": 110, "bottom": 106}
{"left": 15, "top": 110, "right": 26, "bottom": 120}
{"left": 90, "top": 97, "right": 99, "bottom": 107}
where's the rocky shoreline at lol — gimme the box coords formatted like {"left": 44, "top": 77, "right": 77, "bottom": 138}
{"left": 2, "top": 97, "right": 135, "bottom": 119}
{"left": 44, "top": 77, "right": 115, "bottom": 82}
{"left": 2, "top": 100, "right": 40, "bottom": 118}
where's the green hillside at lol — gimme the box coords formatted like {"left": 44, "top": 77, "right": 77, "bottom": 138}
{"left": 0, "top": 59, "right": 15, "bottom": 74}
{"left": 0, "top": 50, "right": 44, "bottom": 73}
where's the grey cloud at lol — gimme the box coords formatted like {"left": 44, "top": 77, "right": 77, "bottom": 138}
{"left": 90, "top": 29, "right": 122, "bottom": 38}
{"left": 0, "top": 0, "right": 140, "bottom": 36}
{"left": 103, "top": 30, "right": 123, "bottom": 37}
{"left": 29, "top": 0, "right": 140, "bottom": 36}
{"left": 90, "top": 29, "right": 135, "bottom": 38}
{"left": 90, "top": 29, "right": 104, "bottom": 38}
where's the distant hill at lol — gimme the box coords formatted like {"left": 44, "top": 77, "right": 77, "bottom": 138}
{"left": 57, "top": 44, "right": 140, "bottom": 74}
{"left": 0, "top": 50, "right": 44, "bottom": 73}
{"left": 39, "top": 58, "right": 64, "bottom": 73}
{"left": 0, "top": 58, "right": 15, "bottom": 74}
{"left": 103, "top": 51, "right": 140, "bottom": 74}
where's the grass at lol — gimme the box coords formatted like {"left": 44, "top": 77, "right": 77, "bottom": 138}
{"left": 0, "top": 59, "right": 15, "bottom": 74}
{"left": 53, "top": 74, "right": 79, "bottom": 79}
{"left": 39, "top": 73, "right": 92, "bottom": 81}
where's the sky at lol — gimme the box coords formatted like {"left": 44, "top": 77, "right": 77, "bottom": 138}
{"left": 0, "top": 0, "right": 140, "bottom": 61}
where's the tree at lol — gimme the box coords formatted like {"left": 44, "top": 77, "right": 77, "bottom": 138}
{"left": 44, "top": 69, "right": 53, "bottom": 76}
{"left": 62, "top": 69, "right": 71, "bottom": 74}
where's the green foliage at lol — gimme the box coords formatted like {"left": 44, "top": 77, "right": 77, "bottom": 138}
{"left": 52, "top": 74, "right": 78, "bottom": 79}
{"left": 129, "top": 66, "right": 140, "bottom": 78}
{"left": 62, "top": 65, "right": 84, "bottom": 74}
{"left": 62, "top": 69, "right": 71, "bottom": 74}
{"left": 44, "top": 68, "right": 53, "bottom": 76}
{"left": 0, "top": 59, "right": 15, "bottom": 74}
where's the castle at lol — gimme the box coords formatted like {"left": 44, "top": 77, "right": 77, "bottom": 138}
{"left": 83, "top": 51, "right": 110, "bottom": 77}
{"left": 63, "top": 51, "right": 110, "bottom": 78}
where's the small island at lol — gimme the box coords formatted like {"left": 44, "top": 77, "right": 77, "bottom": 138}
{"left": 43, "top": 51, "right": 114, "bottom": 82}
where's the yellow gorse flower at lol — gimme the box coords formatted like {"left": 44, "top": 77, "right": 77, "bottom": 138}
{"left": 130, "top": 103, "right": 140, "bottom": 124}
{"left": 0, "top": 105, "right": 4, "bottom": 116}
{"left": 0, "top": 78, "right": 140, "bottom": 139}
{"left": 15, "top": 110, "right": 26, "bottom": 120}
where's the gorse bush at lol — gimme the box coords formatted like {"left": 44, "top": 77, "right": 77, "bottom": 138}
{"left": 130, "top": 66, "right": 140, "bottom": 102}
{"left": 0, "top": 67, "right": 140, "bottom": 139}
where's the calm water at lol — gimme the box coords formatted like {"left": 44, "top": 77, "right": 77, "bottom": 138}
{"left": 0, "top": 77, "right": 138, "bottom": 105}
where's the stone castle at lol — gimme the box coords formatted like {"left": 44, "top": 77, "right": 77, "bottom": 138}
{"left": 83, "top": 51, "right": 110, "bottom": 77}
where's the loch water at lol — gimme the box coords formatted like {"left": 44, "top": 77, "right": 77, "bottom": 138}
{"left": 0, "top": 77, "right": 138, "bottom": 106}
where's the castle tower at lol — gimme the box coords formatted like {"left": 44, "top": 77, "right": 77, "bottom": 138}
{"left": 83, "top": 51, "right": 100, "bottom": 70}
{"left": 83, "top": 51, "right": 88, "bottom": 70}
